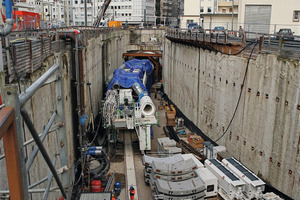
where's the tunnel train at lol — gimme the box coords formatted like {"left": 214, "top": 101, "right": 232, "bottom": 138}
{"left": 102, "top": 58, "right": 157, "bottom": 152}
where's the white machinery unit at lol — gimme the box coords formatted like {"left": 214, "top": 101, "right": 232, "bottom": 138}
{"left": 222, "top": 157, "right": 265, "bottom": 199}
{"left": 195, "top": 168, "right": 218, "bottom": 197}
{"left": 205, "top": 159, "right": 245, "bottom": 200}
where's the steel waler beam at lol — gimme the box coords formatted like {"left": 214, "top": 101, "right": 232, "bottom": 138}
{"left": 19, "top": 63, "right": 59, "bottom": 107}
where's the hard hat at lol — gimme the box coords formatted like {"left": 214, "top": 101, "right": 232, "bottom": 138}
{"left": 130, "top": 186, "right": 134, "bottom": 190}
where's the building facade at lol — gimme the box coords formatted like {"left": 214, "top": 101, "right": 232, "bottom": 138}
{"left": 105, "top": 0, "right": 155, "bottom": 26}
{"left": 16, "top": 0, "right": 154, "bottom": 27}
{"left": 180, "top": 0, "right": 238, "bottom": 30}
{"left": 238, "top": 0, "right": 300, "bottom": 35}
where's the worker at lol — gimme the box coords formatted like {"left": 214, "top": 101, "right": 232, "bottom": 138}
{"left": 239, "top": 26, "right": 244, "bottom": 37}
{"left": 112, "top": 193, "right": 116, "bottom": 200}
{"left": 129, "top": 186, "right": 135, "bottom": 200}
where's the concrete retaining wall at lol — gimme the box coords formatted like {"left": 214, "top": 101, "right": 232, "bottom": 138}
{"left": 162, "top": 38, "right": 300, "bottom": 198}
{"left": 0, "top": 29, "right": 164, "bottom": 199}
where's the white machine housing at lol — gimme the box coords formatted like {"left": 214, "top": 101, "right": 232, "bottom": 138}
{"left": 195, "top": 168, "right": 218, "bottom": 197}
{"left": 222, "top": 157, "right": 265, "bottom": 199}
{"left": 205, "top": 159, "right": 245, "bottom": 200}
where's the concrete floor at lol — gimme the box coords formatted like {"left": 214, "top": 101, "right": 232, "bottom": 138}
{"left": 109, "top": 89, "right": 167, "bottom": 200}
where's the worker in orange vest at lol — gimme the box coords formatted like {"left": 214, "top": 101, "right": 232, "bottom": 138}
{"left": 112, "top": 193, "right": 116, "bottom": 200}
{"left": 129, "top": 186, "right": 135, "bottom": 200}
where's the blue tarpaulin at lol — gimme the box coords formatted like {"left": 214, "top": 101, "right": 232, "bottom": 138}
{"left": 107, "top": 59, "right": 155, "bottom": 93}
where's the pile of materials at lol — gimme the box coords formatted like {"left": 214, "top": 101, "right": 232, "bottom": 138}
{"left": 187, "top": 133, "right": 204, "bottom": 149}
{"left": 165, "top": 103, "right": 176, "bottom": 126}
{"left": 157, "top": 137, "right": 182, "bottom": 155}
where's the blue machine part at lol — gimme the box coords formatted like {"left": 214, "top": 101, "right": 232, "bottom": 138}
{"left": 114, "top": 182, "right": 121, "bottom": 192}
{"left": 107, "top": 59, "right": 155, "bottom": 93}
{"left": 80, "top": 114, "right": 87, "bottom": 126}
{"left": 4, "top": 0, "right": 13, "bottom": 19}
{"left": 87, "top": 149, "right": 102, "bottom": 156}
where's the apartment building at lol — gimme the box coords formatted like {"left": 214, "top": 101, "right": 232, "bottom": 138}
{"left": 18, "top": 0, "right": 154, "bottom": 27}
{"left": 160, "top": 0, "right": 183, "bottom": 26}
{"left": 105, "top": 0, "right": 155, "bottom": 25}
{"left": 180, "top": 0, "right": 238, "bottom": 30}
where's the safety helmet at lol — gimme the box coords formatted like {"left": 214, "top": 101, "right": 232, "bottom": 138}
{"left": 130, "top": 186, "right": 134, "bottom": 190}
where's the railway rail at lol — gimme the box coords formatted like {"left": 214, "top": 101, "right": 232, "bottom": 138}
{"left": 164, "top": 126, "right": 206, "bottom": 163}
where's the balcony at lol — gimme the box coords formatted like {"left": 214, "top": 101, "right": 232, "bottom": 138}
{"left": 218, "top": 1, "right": 238, "bottom": 7}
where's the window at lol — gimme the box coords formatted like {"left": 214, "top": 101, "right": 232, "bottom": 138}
{"left": 129, "top": 13, "right": 131, "bottom": 16}
{"left": 294, "top": 10, "right": 299, "bottom": 22}
{"left": 61, "top": 15, "right": 64, "bottom": 18}
{"left": 187, "top": 20, "right": 193, "bottom": 25}
{"left": 118, "top": 6, "right": 120, "bottom": 9}
{"left": 200, "top": 7, "right": 204, "bottom": 12}
{"left": 207, "top": 185, "right": 214, "bottom": 192}
{"left": 222, "top": 8, "right": 226, "bottom": 13}
{"left": 75, "top": 0, "right": 78, "bottom": 3}
{"left": 229, "top": 8, "right": 232, "bottom": 12}
{"left": 207, "top": 7, "right": 211, "bottom": 12}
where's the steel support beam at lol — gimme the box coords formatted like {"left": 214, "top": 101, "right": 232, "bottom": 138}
{"left": 0, "top": 187, "right": 59, "bottom": 194}
{"left": 19, "top": 63, "right": 59, "bottom": 107}
{"left": 20, "top": 108, "right": 67, "bottom": 199}
{"left": 75, "top": 33, "right": 84, "bottom": 187}
{"left": 25, "top": 111, "right": 57, "bottom": 172}
{"left": 42, "top": 157, "right": 56, "bottom": 200}
{"left": 2, "top": 84, "right": 29, "bottom": 200}
{"left": 55, "top": 57, "right": 69, "bottom": 188}
{"left": 28, "top": 166, "right": 67, "bottom": 189}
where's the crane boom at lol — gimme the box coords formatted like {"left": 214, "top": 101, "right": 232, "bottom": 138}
{"left": 93, "top": 0, "right": 112, "bottom": 27}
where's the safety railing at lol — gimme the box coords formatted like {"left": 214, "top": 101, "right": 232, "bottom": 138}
{"left": 0, "top": 58, "right": 69, "bottom": 199}
{"left": 166, "top": 28, "right": 300, "bottom": 59}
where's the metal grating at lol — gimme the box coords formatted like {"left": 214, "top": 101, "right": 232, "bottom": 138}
{"left": 210, "top": 159, "right": 239, "bottom": 181}
{"left": 80, "top": 192, "right": 112, "bottom": 200}
{"left": 227, "top": 158, "right": 259, "bottom": 181}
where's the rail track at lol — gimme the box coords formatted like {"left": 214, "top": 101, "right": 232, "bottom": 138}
{"left": 164, "top": 126, "right": 206, "bottom": 163}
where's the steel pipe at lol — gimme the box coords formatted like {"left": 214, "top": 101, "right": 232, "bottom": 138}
{"left": 132, "top": 83, "right": 147, "bottom": 97}
{"left": 20, "top": 108, "right": 67, "bottom": 199}
{"left": 19, "top": 63, "right": 59, "bottom": 107}
{"left": 26, "top": 111, "right": 57, "bottom": 172}
{"left": 0, "top": 187, "right": 59, "bottom": 194}
{"left": 28, "top": 166, "right": 66, "bottom": 189}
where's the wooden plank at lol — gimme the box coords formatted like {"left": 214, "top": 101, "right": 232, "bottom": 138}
{"left": 0, "top": 107, "right": 15, "bottom": 139}
{"left": 1, "top": 107, "right": 25, "bottom": 200}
